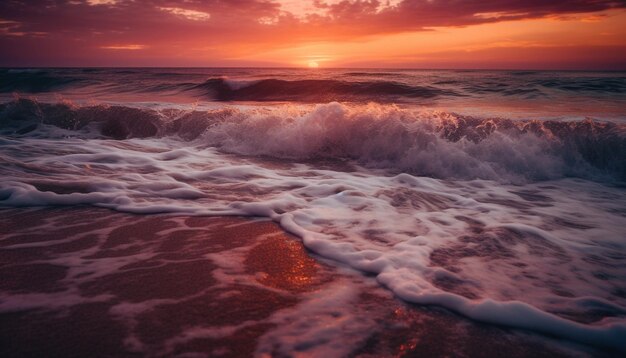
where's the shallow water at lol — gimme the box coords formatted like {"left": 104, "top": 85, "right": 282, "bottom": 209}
{"left": 1, "top": 68, "right": 625, "bottom": 354}
{"left": 1, "top": 208, "right": 596, "bottom": 357}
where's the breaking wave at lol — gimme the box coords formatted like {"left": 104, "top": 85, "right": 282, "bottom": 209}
{"left": 1, "top": 98, "right": 624, "bottom": 182}
{"left": 1, "top": 95, "right": 626, "bottom": 353}
{"left": 194, "top": 77, "right": 451, "bottom": 102}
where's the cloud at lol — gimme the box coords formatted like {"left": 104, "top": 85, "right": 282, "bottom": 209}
{"left": 0, "top": 0, "right": 624, "bottom": 67}
{"left": 303, "top": 0, "right": 626, "bottom": 34}
{"left": 86, "top": 0, "right": 118, "bottom": 5}
{"left": 158, "top": 7, "right": 211, "bottom": 21}
{"left": 3, "top": 1, "right": 623, "bottom": 36}
{"left": 101, "top": 44, "right": 146, "bottom": 50}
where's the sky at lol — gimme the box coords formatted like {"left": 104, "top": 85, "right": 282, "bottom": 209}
{"left": 1, "top": 0, "right": 625, "bottom": 69}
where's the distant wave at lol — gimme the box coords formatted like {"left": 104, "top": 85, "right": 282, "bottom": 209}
{"left": 535, "top": 77, "right": 626, "bottom": 93}
{"left": 0, "top": 72, "right": 452, "bottom": 102}
{"left": 1, "top": 98, "right": 624, "bottom": 182}
{"left": 343, "top": 72, "right": 397, "bottom": 77}
{"left": 454, "top": 77, "right": 626, "bottom": 97}
{"left": 460, "top": 83, "right": 544, "bottom": 97}
{"left": 2, "top": 69, "right": 625, "bottom": 102}
{"left": 194, "top": 77, "right": 452, "bottom": 102}
{"left": 508, "top": 71, "right": 540, "bottom": 76}
{"left": 0, "top": 70, "right": 84, "bottom": 93}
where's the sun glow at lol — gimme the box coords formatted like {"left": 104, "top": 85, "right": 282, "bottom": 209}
{"left": 1, "top": 1, "right": 624, "bottom": 68}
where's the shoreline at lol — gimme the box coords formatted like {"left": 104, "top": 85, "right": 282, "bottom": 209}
{"left": 0, "top": 207, "right": 610, "bottom": 357}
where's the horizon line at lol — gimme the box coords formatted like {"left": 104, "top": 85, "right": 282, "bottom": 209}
{"left": 2, "top": 66, "right": 626, "bottom": 72}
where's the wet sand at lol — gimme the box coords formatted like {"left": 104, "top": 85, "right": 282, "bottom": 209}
{"left": 0, "top": 208, "right": 611, "bottom": 357}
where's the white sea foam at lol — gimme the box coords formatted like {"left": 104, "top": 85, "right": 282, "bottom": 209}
{"left": 256, "top": 281, "right": 377, "bottom": 357}
{"left": 1, "top": 102, "right": 625, "bottom": 351}
{"left": 2, "top": 100, "right": 623, "bottom": 181}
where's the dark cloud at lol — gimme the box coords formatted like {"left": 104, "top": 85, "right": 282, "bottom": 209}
{"left": 0, "top": 0, "right": 624, "bottom": 66}
{"left": 308, "top": 0, "right": 626, "bottom": 34}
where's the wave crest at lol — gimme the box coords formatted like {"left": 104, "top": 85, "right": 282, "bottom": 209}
{"left": 1, "top": 99, "right": 624, "bottom": 182}
{"left": 195, "top": 77, "right": 451, "bottom": 102}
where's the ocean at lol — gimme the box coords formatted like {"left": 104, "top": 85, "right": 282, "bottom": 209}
{"left": 1, "top": 68, "right": 625, "bottom": 356}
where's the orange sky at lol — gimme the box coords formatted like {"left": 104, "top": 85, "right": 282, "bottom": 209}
{"left": 1, "top": 0, "right": 625, "bottom": 69}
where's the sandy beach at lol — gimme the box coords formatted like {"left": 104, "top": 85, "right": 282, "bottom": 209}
{"left": 0, "top": 208, "right": 608, "bottom": 357}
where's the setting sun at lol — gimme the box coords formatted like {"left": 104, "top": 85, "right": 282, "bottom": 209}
{"left": 307, "top": 60, "right": 319, "bottom": 68}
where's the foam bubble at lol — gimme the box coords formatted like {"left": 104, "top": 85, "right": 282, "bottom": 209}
{"left": 2, "top": 99, "right": 623, "bottom": 182}
{"left": 1, "top": 100, "right": 626, "bottom": 352}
